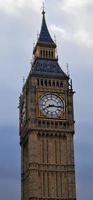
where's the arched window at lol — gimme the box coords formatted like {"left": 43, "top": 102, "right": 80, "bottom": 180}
{"left": 52, "top": 81, "right": 55, "bottom": 87}
{"left": 45, "top": 80, "right": 47, "bottom": 86}
{"left": 59, "top": 122, "right": 62, "bottom": 126}
{"left": 51, "top": 121, "right": 54, "bottom": 126}
{"left": 55, "top": 122, "right": 58, "bottom": 128}
{"left": 56, "top": 81, "right": 59, "bottom": 87}
{"left": 47, "top": 121, "right": 50, "bottom": 127}
{"left": 38, "top": 121, "right": 41, "bottom": 126}
{"left": 51, "top": 51, "right": 53, "bottom": 58}
{"left": 46, "top": 51, "right": 48, "bottom": 58}
{"left": 49, "top": 51, "right": 50, "bottom": 58}
{"left": 63, "top": 122, "right": 66, "bottom": 128}
{"left": 43, "top": 50, "right": 45, "bottom": 57}
{"left": 40, "top": 50, "right": 42, "bottom": 57}
{"left": 49, "top": 80, "right": 51, "bottom": 86}
{"left": 42, "top": 121, "right": 45, "bottom": 126}
{"left": 60, "top": 81, "right": 63, "bottom": 87}
{"left": 41, "top": 79, "right": 43, "bottom": 86}
{"left": 37, "top": 79, "right": 39, "bottom": 86}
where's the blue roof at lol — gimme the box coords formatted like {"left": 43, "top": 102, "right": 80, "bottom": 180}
{"left": 31, "top": 58, "right": 67, "bottom": 78}
{"left": 37, "top": 11, "right": 56, "bottom": 47}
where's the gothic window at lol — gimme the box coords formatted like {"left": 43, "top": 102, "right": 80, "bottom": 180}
{"left": 38, "top": 121, "right": 41, "bottom": 126}
{"left": 51, "top": 121, "right": 54, "bottom": 126}
{"left": 60, "top": 81, "right": 63, "bottom": 87}
{"left": 51, "top": 51, "right": 53, "bottom": 58}
{"left": 37, "top": 79, "right": 39, "bottom": 86}
{"left": 49, "top": 51, "right": 50, "bottom": 58}
{"left": 52, "top": 81, "right": 55, "bottom": 87}
{"left": 59, "top": 122, "right": 62, "bottom": 126}
{"left": 42, "top": 121, "right": 45, "bottom": 127}
{"left": 41, "top": 79, "right": 43, "bottom": 86}
{"left": 55, "top": 122, "right": 58, "bottom": 128}
{"left": 49, "top": 80, "right": 51, "bottom": 86}
{"left": 46, "top": 50, "right": 48, "bottom": 58}
{"left": 63, "top": 122, "right": 66, "bottom": 128}
{"left": 43, "top": 50, "right": 45, "bottom": 57}
{"left": 56, "top": 81, "right": 59, "bottom": 87}
{"left": 40, "top": 50, "right": 42, "bottom": 57}
{"left": 47, "top": 121, "right": 50, "bottom": 127}
{"left": 45, "top": 79, "right": 47, "bottom": 86}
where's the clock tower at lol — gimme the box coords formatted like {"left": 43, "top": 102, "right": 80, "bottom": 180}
{"left": 19, "top": 9, "right": 76, "bottom": 200}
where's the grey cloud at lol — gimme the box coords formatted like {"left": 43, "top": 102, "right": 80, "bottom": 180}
{"left": 0, "top": 127, "right": 20, "bottom": 179}
{"left": 0, "top": 179, "right": 20, "bottom": 200}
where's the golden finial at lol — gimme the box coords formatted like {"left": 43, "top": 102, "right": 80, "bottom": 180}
{"left": 33, "top": 41, "right": 35, "bottom": 51}
{"left": 37, "top": 31, "right": 39, "bottom": 40}
{"left": 66, "top": 63, "right": 70, "bottom": 77}
{"left": 23, "top": 76, "right": 25, "bottom": 85}
{"left": 54, "top": 34, "right": 57, "bottom": 44}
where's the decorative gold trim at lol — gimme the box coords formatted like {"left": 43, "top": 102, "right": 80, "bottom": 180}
{"left": 36, "top": 92, "right": 67, "bottom": 120}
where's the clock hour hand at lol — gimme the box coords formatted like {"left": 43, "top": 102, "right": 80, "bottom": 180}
{"left": 43, "top": 104, "right": 64, "bottom": 110}
{"left": 43, "top": 104, "right": 55, "bottom": 110}
{"left": 47, "top": 104, "right": 56, "bottom": 108}
{"left": 47, "top": 105, "right": 64, "bottom": 109}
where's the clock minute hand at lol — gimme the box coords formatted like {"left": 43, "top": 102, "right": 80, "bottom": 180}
{"left": 43, "top": 105, "right": 64, "bottom": 110}
{"left": 43, "top": 104, "right": 56, "bottom": 110}
{"left": 48, "top": 105, "right": 64, "bottom": 109}
{"left": 57, "top": 106, "right": 64, "bottom": 109}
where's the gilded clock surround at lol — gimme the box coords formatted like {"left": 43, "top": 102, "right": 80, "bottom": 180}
{"left": 19, "top": 8, "right": 76, "bottom": 200}
{"left": 37, "top": 91, "right": 66, "bottom": 120}
{"left": 39, "top": 93, "right": 64, "bottom": 117}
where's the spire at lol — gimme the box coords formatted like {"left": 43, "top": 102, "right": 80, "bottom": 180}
{"left": 32, "top": 6, "right": 68, "bottom": 78}
{"left": 42, "top": 2, "right": 45, "bottom": 16}
{"left": 37, "top": 8, "right": 56, "bottom": 48}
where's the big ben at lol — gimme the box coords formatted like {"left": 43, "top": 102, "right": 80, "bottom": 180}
{"left": 19, "top": 8, "right": 76, "bottom": 200}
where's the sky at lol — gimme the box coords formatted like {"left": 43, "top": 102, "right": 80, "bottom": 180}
{"left": 0, "top": 0, "right": 93, "bottom": 199}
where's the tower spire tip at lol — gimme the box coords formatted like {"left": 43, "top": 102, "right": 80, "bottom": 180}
{"left": 42, "top": 1, "right": 46, "bottom": 15}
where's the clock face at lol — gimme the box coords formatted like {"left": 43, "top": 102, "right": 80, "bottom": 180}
{"left": 39, "top": 94, "right": 64, "bottom": 117}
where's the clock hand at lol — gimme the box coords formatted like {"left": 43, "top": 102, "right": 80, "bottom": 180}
{"left": 43, "top": 104, "right": 55, "bottom": 110}
{"left": 43, "top": 105, "right": 64, "bottom": 110}
{"left": 57, "top": 106, "right": 64, "bottom": 109}
{"left": 48, "top": 105, "right": 64, "bottom": 109}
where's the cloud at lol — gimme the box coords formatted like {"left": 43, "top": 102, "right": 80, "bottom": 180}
{"left": 0, "top": 0, "right": 25, "bottom": 13}
{"left": 61, "top": 0, "right": 92, "bottom": 14}
{"left": 50, "top": 24, "right": 70, "bottom": 41}
{"left": 74, "top": 29, "right": 93, "bottom": 48}
{"left": 0, "top": 0, "right": 43, "bottom": 14}
{"left": 55, "top": 0, "right": 93, "bottom": 48}
{"left": 51, "top": 24, "right": 93, "bottom": 48}
{"left": 1, "top": 0, "right": 93, "bottom": 48}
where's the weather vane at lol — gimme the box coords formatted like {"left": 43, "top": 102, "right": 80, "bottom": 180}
{"left": 41, "top": 1, "right": 46, "bottom": 14}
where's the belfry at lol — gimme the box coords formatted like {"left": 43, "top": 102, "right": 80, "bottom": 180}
{"left": 19, "top": 9, "right": 76, "bottom": 200}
